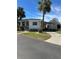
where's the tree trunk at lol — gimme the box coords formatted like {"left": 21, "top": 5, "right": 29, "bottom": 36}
{"left": 42, "top": 11, "right": 45, "bottom": 30}
{"left": 39, "top": 11, "right": 45, "bottom": 33}
{"left": 20, "top": 17, "right": 22, "bottom": 20}
{"left": 19, "top": 17, "right": 22, "bottom": 31}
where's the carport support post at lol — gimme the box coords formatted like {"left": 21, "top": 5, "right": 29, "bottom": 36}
{"left": 24, "top": 21, "right": 26, "bottom": 30}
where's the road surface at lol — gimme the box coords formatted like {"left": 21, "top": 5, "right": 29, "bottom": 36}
{"left": 17, "top": 34, "right": 61, "bottom": 59}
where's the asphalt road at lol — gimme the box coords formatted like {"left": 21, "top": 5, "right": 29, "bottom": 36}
{"left": 17, "top": 34, "right": 61, "bottom": 59}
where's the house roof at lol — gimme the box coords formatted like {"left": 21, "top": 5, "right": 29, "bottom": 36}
{"left": 44, "top": 22, "right": 51, "bottom": 24}
{"left": 23, "top": 19, "right": 41, "bottom": 20}
{"left": 17, "top": 19, "right": 41, "bottom": 22}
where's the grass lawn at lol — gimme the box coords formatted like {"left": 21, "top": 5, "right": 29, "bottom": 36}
{"left": 56, "top": 30, "right": 61, "bottom": 34}
{"left": 23, "top": 32, "right": 51, "bottom": 40}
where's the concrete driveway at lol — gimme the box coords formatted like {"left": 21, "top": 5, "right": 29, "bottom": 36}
{"left": 17, "top": 34, "right": 61, "bottom": 59}
{"left": 46, "top": 32, "right": 61, "bottom": 45}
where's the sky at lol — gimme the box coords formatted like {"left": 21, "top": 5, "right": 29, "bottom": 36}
{"left": 17, "top": 0, "right": 61, "bottom": 22}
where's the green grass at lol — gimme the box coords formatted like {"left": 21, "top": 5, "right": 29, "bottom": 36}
{"left": 23, "top": 32, "right": 51, "bottom": 40}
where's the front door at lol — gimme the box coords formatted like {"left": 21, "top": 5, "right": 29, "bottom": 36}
{"left": 26, "top": 21, "right": 29, "bottom": 30}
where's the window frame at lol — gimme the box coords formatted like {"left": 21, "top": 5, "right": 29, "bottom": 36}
{"left": 32, "top": 22, "right": 37, "bottom": 25}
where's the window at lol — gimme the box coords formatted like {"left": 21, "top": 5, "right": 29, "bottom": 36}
{"left": 26, "top": 21, "right": 29, "bottom": 26}
{"left": 17, "top": 22, "right": 20, "bottom": 25}
{"left": 22, "top": 22, "right": 25, "bottom": 26}
{"left": 33, "top": 22, "right": 37, "bottom": 25}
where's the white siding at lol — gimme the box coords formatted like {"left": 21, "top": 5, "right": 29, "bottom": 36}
{"left": 28, "top": 20, "right": 41, "bottom": 30}
{"left": 49, "top": 24, "right": 57, "bottom": 30}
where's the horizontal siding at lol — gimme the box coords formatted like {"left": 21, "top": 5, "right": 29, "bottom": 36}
{"left": 29, "top": 25, "right": 40, "bottom": 30}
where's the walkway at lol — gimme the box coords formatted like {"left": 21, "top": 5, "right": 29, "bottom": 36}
{"left": 45, "top": 32, "right": 61, "bottom": 45}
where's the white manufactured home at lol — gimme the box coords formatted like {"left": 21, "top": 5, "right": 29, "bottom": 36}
{"left": 17, "top": 19, "right": 42, "bottom": 30}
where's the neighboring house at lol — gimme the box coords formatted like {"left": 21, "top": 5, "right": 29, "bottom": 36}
{"left": 45, "top": 19, "right": 61, "bottom": 30}
{"left": 17, "top": 19, "right": 41, "bottom": 30}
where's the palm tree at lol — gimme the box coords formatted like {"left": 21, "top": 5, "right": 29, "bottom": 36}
{"left": 17, "top": 7, "right": 25, "bottom": 20}
{"left": 38, "top": 0, "right": 52, "bottom": 30}
{"left": 17, "top": 7, "right": 25, "bottom": 31}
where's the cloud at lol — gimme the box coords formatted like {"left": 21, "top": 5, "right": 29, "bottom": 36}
{"left": 34, "top": 13, "right": 61, "bottom": 22}
{"left": 51, "top": 5, "right": 61, "bottom": 15}
{"left": 54, "top": 7, "right": 61, "bottom": 12}
{"left": 25, "top": 8, "right": 61, "bottom": 22}
{"left": 45, "top": 14, "right": 61, "bottom": 22}
{"left": 26, "top": 13, "right": 61, "bottom": 22}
